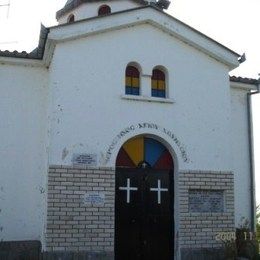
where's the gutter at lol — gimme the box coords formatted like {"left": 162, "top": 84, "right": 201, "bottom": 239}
{"left": 247, "top": 79, "right": 260, "bottom": 231}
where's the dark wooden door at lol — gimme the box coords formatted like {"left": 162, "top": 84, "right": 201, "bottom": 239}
{"left": 115, "top": 168, "right": 174, "bottom": 260}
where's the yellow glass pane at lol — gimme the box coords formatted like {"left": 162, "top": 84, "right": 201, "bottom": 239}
{"left": 132, "top": 78, "right": 139, "bottom": 87}
{"left": 152, "top": 80, "right": 157, "bottom": 89}
{"left": 158, "top": 80, "right": 165, "bottom": 90}
{"left": 125, "top": 77, "right": 131, "bottom": 86}
{"left": 123, "top": 137, "right": 144, "bottom": 166}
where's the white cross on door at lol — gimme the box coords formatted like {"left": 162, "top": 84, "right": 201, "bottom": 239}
{"left": 150, "top": 179, "right": 168, "bottom": 204}
{"left": 119, "top": 178, "right": 138, "bottom": 203}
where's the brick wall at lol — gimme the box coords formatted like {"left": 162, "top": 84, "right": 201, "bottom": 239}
{"left": 178, "top": 170, "right": 234, "bottom": 250}
{"left": 46, "top": 166, "right": 235, "bottom": 258}
{"left": 46, "top": 165, "right": 115, "bottom": 253}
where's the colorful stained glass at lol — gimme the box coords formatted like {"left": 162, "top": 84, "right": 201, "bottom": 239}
{"left": 116, "top": 137, "right": 173, "bottom": 169}
{"left": 123, "top": 137, "right": 144, "bottom": 166}
{"left": 116, "top": 147, "right": 136, "bottom": 168}
{"left": 144, "top": 138, "right": 166, "bottom": 166}
{"left": 125, "top": 66, "right": 140, "bottom": 95}
{"left": 154, "top": 150, "right": 174, "bottom": 169}
{"left": 151, "top": 69, "right": 166, "bottom": 98}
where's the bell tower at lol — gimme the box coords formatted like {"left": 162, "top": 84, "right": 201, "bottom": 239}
{"left": 56, "top": 0, "right": 171, "bottom": 25}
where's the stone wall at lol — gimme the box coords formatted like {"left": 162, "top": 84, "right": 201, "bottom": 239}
{"left": 178, "top": 170, "right": 234, "bottom": 254}
{"left": 46, "top": 165, "right": 115, "bottom": 253}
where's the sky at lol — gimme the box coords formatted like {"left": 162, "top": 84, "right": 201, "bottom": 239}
{"left": 0, "top": 0, "right": 259, "bottom": 202}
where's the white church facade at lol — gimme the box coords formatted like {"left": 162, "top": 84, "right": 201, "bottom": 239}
{"left": 0, "top": 0, "right": 259, "bottom": 259}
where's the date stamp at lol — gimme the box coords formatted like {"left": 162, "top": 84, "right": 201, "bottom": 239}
{"left": 215, "top": 232, "right": 236, "bottom": 241}
{"left": 215, "top": 232, "right": 256, "bottom": 241}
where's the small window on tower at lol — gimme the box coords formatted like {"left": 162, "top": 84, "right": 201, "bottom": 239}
{"left": 68, "top": 14, "right": 75, "bottom": 23}
{"left": 151, "top": 68, "right": 166, "bottom": 98}
{"left": 98, "top": 5, "right": 111, "bottom": 16}
{"left": 125, "top": 65, "right": 140, "bottom": 96}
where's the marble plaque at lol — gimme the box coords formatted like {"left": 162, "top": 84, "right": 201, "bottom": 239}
{"left": 189, "top": 190, "right": 224, "bottom": 213}
{"left": 72, "top": 153, "right": 97, "bottom": 166}
{"left": 83, "top": 192, "right": 105, "bottom": 206}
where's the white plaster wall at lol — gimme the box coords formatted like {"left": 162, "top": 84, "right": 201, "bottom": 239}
{"left": 0, "top": 65, "right": 48, "bottom": 242}
{"left": 58, "top": 0, "right": 140, "bottom": 24}
{"left": 230, "top": 87, "right": 251, "bottom": 226}
{"left": 48, "top": 23, "right": 232, "bottom": 172}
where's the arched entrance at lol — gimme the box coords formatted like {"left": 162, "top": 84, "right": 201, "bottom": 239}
{"left": 115, "top": 136, "right": 174, "bottom": 260}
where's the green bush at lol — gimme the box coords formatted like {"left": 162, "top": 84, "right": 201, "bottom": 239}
{"left": 221, "top": 217, "right": 260, "bottom": 260}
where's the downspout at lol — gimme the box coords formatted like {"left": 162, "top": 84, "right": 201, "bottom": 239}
{"left": 247, "top": 80, "right": 259, "bottom": 231}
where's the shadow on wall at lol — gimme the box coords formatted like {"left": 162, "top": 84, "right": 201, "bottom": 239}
{"left": 0, "top": 241, "right": 41, "bottom": 259}
{"left": 0, "top": 240, "right": 114, "bottom": 259}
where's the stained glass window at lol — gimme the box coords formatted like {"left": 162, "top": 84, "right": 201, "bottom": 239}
{"left": 116, "top": 137, "right": 173, "bottom": 169}
{"left": 125, "top": 65, "right": 140, "bottom": 96}
{"left": 151, "top": 69, "right": 166, "bottom": 98}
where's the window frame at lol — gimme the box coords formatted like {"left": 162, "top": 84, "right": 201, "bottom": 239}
{"left": 151, "top": 67, "right": 167, "bottom": 98}
{"left": 67, "top": 14, "right": 75, "bottom": 23}
{"left": 125, "top": 64, "right": 141, "bottom": 96}
{"left": 98, "top": 5, "right": 111, "bottom": 16}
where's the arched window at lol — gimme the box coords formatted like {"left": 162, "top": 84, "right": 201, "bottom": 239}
{"left": 151, "top": 68, "right": 166, "bottom": 98}
{"left": 67, "top": 14, "right": 75, "bottom": 23}
{"left": 125, "top": 65, "right": 140, "bottom": 95}
{"left": 98, "top": 5, "right": 111, "bottom": 16}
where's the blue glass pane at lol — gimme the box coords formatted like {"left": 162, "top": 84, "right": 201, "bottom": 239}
{"left": 144, "top": 138, "right": 166, "bottom": 167}
{"left": 132, "top": 88, "right": 140, "bottom": 95}
{"left": 125, "top": 86, "right": 132, "bottom": 95}
{"left": 157, "top": 90, "right": 166, "bottom": 98}
{"left": 126, "top": 86, "right": 139, "bottom": 95}
{"left": 152, "top": 89, "right": 158, "bottom": 97}
{"left": 152, "top": 89, "right": 166, "bottom": 98}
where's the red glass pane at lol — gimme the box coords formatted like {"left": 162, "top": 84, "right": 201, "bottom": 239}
{"left": 153, "top": 150, "right": 174, "bottom": 169}
{"left": 126, "top": 66, "right": 139, "bottom": 78}
{"left": 116, "top": 147, "right": 136, "bottom": 168}
{"left": 152, "top": 69, "right": 165, "bottom": 81}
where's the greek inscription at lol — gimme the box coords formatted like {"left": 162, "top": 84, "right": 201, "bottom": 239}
{"left": 138, "top": 123, "right": 159, "bottom": 130}
{"left": 73, "top": 153, "right": 97, "bottom": 166}
{"left": 105, "top": 123, "right": 189, "bottom": 164}
{"left": 189, "top": 190, "right": 224, "bottom": 213}
{"left": 83, "top": 192, "right": 105, "bottom": 206}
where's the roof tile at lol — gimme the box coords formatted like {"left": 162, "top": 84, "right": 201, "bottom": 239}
{"left": 0, "top": 25, "right": 49, "bottom": 60}
{"left": 230, "top": 76, "right": 259, "bottom": 85}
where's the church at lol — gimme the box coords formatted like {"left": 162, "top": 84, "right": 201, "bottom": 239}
{"left": 0, "top": 0, "right": 259, "bottom": 259}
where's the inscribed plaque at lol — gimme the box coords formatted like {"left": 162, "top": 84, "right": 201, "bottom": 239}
{"left": 189, "top": 190, "right": 224, "bottom": 213}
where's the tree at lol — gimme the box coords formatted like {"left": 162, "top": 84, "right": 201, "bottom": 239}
{"left": 256, "top": 205, "right": 260, "bottom": 242}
